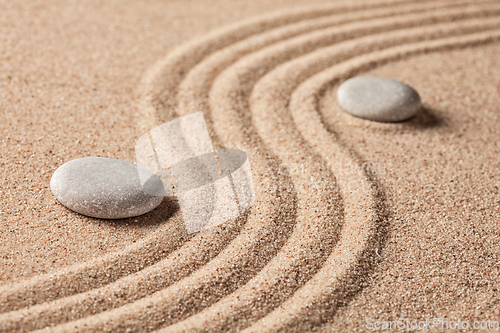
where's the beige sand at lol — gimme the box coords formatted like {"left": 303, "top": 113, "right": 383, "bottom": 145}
{"left": 0, "top": 0, "right": 499, "bottom": 332}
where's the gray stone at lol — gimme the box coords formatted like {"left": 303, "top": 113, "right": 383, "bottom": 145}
{"left": 337, "top": 76, "right": 421, "bottom": 122}
{"left": 50, "top": 157, "right": 164, "bottom": 219}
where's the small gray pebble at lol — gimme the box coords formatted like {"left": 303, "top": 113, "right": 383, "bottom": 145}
{"left": 337, "top": 76, "right": 421, "bottom": 122}
{"left": 50, "top": 157, "right": 164, "bottom": 219}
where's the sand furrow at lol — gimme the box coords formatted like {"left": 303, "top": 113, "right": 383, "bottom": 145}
{"left": 0, "top": 208, "right": 184, "bottom": 314}
{"left": 149, "top": 5, "right": 500, "bottom": 332}
{"left": 243, "top": 28, "right": 500, "bottom": 333}
{"left": 47, "top": 1, "right": 458, "bottom": 330}
{"left": 0, "top": 0, "right": 384, "bottom": 329}
{"left": 169, "top": 8, "right": 478, "bottom": 330}
{"left": 0, "top": 212, "right": 248, "bottom": 332}
{"left": 13, "top": 2, "right": 499, "bottom": 332}
{"left": 163, "top": 50, "right": 342, "bottom": 333}
{"left": 139, "top": 0, "right": 410, "bottom": 129}
{"left": 202, "top": 18, "right": 500, "bottom": 333}
{"left": 177, "top": 0, "right": 486, "bottom": 122}
{"left": 0, "top": 0, "right": 370, "bottom": 319}
{"left": 34, "top": 144, "right": 295, "bottom": 333}
{"left": 39, "top": 4, "right": 500, "bottom": 332}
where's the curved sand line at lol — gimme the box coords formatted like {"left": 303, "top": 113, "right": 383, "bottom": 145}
{"left": 244, "top": 29, "right": 500, "bottom": 333}
{"left": 9, "top": 1, "right": 498, "bottom": 330}
{"left": 168, "top": 6, "right": 479, "bottom": 331}
{"left": 138, "top": 0, "right": 411, "bottom": 129}
{"left": 0, "top": 0, "right": 373, "bottom": 317}
{"left": 161, "top": 29, "right": 344, "bottom": 333}
{"left": 177, "top": 0, "right": 488, "bottom": 119}
{"left": 3, "top": 0, "right": 395, "bottom": 329}
{"left": 0, "top": 207, "right": 184, "bottom": 314}
{"left": 45, "top": 1, "right": 448, "bottom": 330}
{"left": 38, "top": 134, "right": 296, "bottom": 333}
{"left": 5, "top": 0, "right": 497, "bottom": 317}
{"left": 0, "top": 212, "right": 248, "bottom": 332}
{"left": 160, "top": 3, "right": 498, "bottom": 332}
{"left": 38, "top": 3, "right": 500, "bottom": 332}
{"left": 156, "top": 11, "right": 500, "bottom": 333}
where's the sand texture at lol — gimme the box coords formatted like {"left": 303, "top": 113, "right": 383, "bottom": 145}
{"left": 0, "top": 0, "right": 499, "bottom": 332}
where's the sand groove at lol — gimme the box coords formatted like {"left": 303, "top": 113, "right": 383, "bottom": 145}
{"left": 1, "top": 0, "right": 385, "bottom": 328}
{"left": 139, "top": 0, "right": 413, "bottom": 128}
{"left": 0, "top": 212, "right": 248, "bottom": 332}
{"left": 5, "top": 1, "right": 500, "bottom": 332}
{"left": 160, "top": 9, "right": 500, "bottom": 333}
{"left": 47, "top": 0, "right": 460, "bottom": 330}
{"left": 247, "top": 28, "right": 500, "bottom": 333}
{"left": 176, "top": 0, "right": 489, "bottom": 119}
{"left": 4, "top": 0, "right": 498, "bottom": 318}
{"left": 0, "top": 212, "right": 184, "bottom": 314}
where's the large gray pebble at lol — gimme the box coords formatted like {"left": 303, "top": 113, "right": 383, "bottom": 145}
{"left": 337, "top": 76, "right": 421, "bottom": 122}
{"left": 50, "top": 157, "right": 164, "bottom": 219}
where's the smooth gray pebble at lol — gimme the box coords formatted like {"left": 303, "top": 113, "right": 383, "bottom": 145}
{"left": 50, "top": 157, "right": 164, "bottom": 219}
{"left": 337, "top": 76, "right": 421, "bottom": 122}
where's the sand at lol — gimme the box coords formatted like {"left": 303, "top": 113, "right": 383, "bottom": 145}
{"left": 0, "top": 0, "right": 499, "bottom": 332}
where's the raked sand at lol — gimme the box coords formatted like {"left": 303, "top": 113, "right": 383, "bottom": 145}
{"left": 0, "top": 0, "right": 499, "bottom": 332}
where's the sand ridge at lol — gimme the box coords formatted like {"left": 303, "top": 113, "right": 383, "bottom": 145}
{"left": 1, "top": 0, "right": 499, "bottom": 332}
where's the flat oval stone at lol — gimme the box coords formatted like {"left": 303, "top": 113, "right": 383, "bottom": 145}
{"left": 337, "top": 76, "right": 421, "bottom": 122}
{"left": 50, "top": 157, "right": 164, "bottom": 219}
